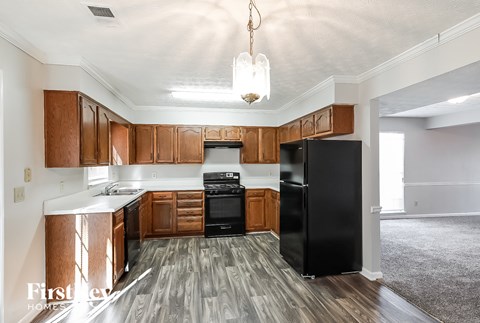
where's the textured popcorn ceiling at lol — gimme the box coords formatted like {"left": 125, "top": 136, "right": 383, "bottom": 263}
{"left": 1, "top": 0, "right": 480, "bottom": 110}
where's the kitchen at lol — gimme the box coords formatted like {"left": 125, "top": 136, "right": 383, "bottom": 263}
{"left": 2, "top": 1, "right": 480, "bottom": 322}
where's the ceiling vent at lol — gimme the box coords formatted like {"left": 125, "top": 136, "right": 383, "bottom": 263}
{"left": 88, "top": 6, "right": 115, "bottom": 18}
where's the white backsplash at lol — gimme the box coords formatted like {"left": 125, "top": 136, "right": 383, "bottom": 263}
{"left": 117, "top": 148, "right": 279, "bottom": 181}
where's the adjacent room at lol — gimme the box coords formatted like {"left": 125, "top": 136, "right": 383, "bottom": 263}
{"left": 378, "top": 62, "right": 480, "bottom": 323}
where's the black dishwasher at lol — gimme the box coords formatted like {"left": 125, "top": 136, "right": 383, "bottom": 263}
{"left": 124, "top": 199, "right": 141, "bottom": 272}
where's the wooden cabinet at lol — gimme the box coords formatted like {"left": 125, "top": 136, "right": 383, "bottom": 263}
{"left": 139, "top": 192, "right": 152, "bottom": 240}
{"left": 112, "top": 209, "right": 125, "bottom": 284}
{"left": 177, "top": 126, "right": 204, "bottom": 163}
{"left": 151, "top": 193, "right": 175, "bottom": 235}
{"left": 97, "top": 107, "right": 111, "bottom": 165}
{"left": 241, "top": 127, "right": 259, "bottom": 163}
{"left": 246, "top": 190, "right": 268, "bottom": 231}
{"left": 279, "top": 120, "right": 302, "bottom": 144}
{"left": 134, "top": 125, "right": 155, "bottom": 164}
{"left": 266, "top": 190, "right": 280, "bottom": 235}
{"left": 45, "top": 211, "right": 125, "bottom": 300}
{"left": 241, "top": 127, "right": 278, "bottom": 164}
{"left": 301, "top": 115, "right": 315, "bottom": 137}
{"left": 111, "top": 122, "right": 130, "bottom": 165}
{"left": 176, "top": 191, "right": 204, "bottom": 234}
{"left": 204, "top": 126, "right": 242, "bottom": 141}
{"left": 314, "top": 108, "right": 332, "bottom": 134}
{"left": 155, "top": 125, "right": 176, "bottom": 163}
{"left": 259, "top": 127, "right": 277, "bottom": 163}
{"left": 80, "top": 97, "right": 98, "bottom": 165}
{"left": 44, "top": 90, "right": 130, "bottom": 168}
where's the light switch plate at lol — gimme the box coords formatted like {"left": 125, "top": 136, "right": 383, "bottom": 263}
{"left": 24, "top": 168, "right": 32, "bottom": 182}
{"left": 14, "top": 186, "right": 25, "bottom": 203}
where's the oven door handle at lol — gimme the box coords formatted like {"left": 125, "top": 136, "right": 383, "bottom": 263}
{"left": 205, "top": 194, "right": 244, "bottom": 198}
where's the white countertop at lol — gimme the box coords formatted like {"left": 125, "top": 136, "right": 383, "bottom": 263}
{"left": 43, "top": 178, "right": 279, "bottom": 215}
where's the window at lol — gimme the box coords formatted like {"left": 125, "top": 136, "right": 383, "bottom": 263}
{"left": 87, "top": 166, "right": 110, "bottom": 187}
{"left": 379, "top": 132, "right": 405, "bottom": 213}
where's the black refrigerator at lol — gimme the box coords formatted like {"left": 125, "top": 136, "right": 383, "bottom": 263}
{"left": 280, "top": 139, "right": 362, "bottom": 278}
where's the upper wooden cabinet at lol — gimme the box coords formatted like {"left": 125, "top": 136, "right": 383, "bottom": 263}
{"left": 44, "top": 90, "right": 129, "bottom": 168}
{"left": 156, "top": 125, "right": 175, "bottom": 163}
{"left": 279, "top": 104, "right": 354, "bottom": 143}
{"left": 97, "top": 107, "right": 111, "bottom": 165}
{"left": 134, "top": 125, "right": 155, "bottom": 164}
{"left": 111, "top": 122, "right": 130, "bottom": 165}
{"left": 204, "top": 126, "right": 242, "bottom": 141}
{"left": 177, "top": 126, "right": 204, "bottom": 163}
{"left": 279, "top": 120, "right": 302, "bottom": 144}
{"left": 241, "top": 127, "right": 278, "bottom": 164}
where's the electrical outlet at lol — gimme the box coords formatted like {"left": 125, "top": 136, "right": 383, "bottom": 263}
{"left": 24, "top": 167, "right": 32, "bottom": 182}
{"left": 60, "top": 181, "right": 64, "bottom": 192}
{"left": 14, "top": 186, "right": 25, "bottom": 203}
{"left": 152, "top": 172, "right": 157, "bottom": 179}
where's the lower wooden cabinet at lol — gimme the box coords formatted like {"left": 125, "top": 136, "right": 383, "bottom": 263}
{"left": 145, "top": 191, "right": 204, "bottom": 237}
{"left": 246, "top": 189, "right": 280, "bottom": 234}
{"left": 45, "top": 211, "right": 125, "bottom": 301}
{"left": 139, "top": 192, "right": 152, "bottom": 240}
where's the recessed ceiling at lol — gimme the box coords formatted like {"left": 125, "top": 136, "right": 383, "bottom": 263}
{"left": 1, "top": 0, "right": 480, "bottom": 110}
{"left": 378, "top": 60, "right": 480, "bottom": 118}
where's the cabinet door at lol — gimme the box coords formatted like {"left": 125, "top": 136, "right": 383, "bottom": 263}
{"left": 204, "top": 126, "right": 222, "bottom": 140}
{"left": 135, "top": 125, "right": 155, "bottom": 164}
{"left": 246, "top": 196, "right": 266, "bottom": 231}
{"left": 156, "top": 125, "right": 175, "bottom": 163}
{"left": 301, "top": 115, "right": 315, "bottom": 137}
{"left": 80, "top": 96, "right": 98, "bottom": 165}
{"left": 288, "top": 121, "right": 302, "bottom": 142}
{"left": 279, "top": 125, "right": 289, "bottom": 143}
{"left": 152, "top": 200, "right": 175, "bottom": 234}
{"left": 113, "top": 222, "right": 125, "bottom": 284}
{"left": 97, "top": 107, "right": 110, "bottom": 165}
{"left": 259, "top": 127, "right": 277, "bottom": 163}
{"left": 241, "top": 127, "right": 259, "bottom": 163}
{"left": 223, "top": 126, "right": 241, "bottom": 141}
{"left": 315, "top": 108, "right": 332, "bottom": 134}
{"left": 111, "top": 122, "right": 129, "bottom": 166}
{"left": 274, "top": 193, "right": 280, "bottom": 235}
{"left": 177, "top": 126, "right": 203, "bottom": 163}
{"left": 265, "top": 192, "right": 274, "bottom": 230}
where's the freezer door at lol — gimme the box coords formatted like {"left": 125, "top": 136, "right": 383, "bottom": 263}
{"left": 279, "top": 181, "right": 307, "bottom": 275}
{"left": 280, "top": 140, "right": 306, "bottom": 185}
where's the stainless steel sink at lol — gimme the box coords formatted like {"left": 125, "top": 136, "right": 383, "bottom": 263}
{"left": 96, "top": 188, "right": 144, "bottom": 196}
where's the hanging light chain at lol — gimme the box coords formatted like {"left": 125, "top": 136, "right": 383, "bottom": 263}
{"left": 247, "top": 0, "right": 262, "bottom": 56}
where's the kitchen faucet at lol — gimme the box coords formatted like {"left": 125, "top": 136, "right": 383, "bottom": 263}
{"left": 104, "top": 183, "right": 119, "bottom": 195}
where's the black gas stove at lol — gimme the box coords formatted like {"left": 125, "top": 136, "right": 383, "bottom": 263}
{"left": 203, "top": 172, "right": 246, "bottom": 237}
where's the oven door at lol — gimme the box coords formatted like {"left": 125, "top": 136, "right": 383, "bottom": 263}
{"left": 204, "top": 193, "right": 245, "bottom": 225}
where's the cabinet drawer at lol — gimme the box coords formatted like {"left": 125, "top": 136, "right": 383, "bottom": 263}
{"left": 177, "top": 208, "right": 203, "bottom": 217}
{"left": 152, "top": 192, "right": 173, "bottom": 200}
{"left": 246, "top": 189, "right": 265, "bottom": 197}
{"left": 177, "top": 191, "right": 203, "bottom": 200}
{"left": 177, "top": 199, "right": 202, "bottom": 208}
{"left": 177, "top": 216, "right": 203, "bottom": 232}
{"left": 113, "top": 209, "right": 124, "bottom": 226}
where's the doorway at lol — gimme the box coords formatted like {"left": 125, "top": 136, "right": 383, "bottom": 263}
{"left": 379, "top": 132, "right": 405, "bottom": 213}
{"left": 0, "top": 70, "right": 5, "bottom": 321}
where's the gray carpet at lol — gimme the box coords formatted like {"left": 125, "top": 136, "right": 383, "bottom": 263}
{"left": 381, "top": 216, "right": 480, "bottom": 323}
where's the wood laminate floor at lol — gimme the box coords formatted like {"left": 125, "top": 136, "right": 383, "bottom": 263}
{"left": 33, "top": 233, "right": 438, "bottom": 323}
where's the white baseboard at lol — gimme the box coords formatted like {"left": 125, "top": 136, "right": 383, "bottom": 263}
{"left": 18, "top": 302, "right": 45, "bottom": 323}
{"left": 360, "top": 268, "right": 383, "bottom": 281}
{"left": 381, "top": 211, "right": 480, "bottom": 220}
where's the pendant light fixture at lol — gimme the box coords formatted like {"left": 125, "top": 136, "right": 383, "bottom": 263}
{"left": 233, "top": 0, "right": 270, "bottom": 105}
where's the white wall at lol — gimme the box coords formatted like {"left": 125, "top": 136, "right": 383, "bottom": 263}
{"left": 380, "top": 117, "right": 480, "bottom": 215}
{"left": 118, "top": 148, "right": 279, "bottom": 182}
{"left": 0, "top": 37, "right": 88, "bottom": 322}
{"left": 0, "top": 69, "right": 5, "bottom": 323}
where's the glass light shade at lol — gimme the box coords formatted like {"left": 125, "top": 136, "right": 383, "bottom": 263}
{"left": 233, "top": 52, "right": 270, "bottom": 104}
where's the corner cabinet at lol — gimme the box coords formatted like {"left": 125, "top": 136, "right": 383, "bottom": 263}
{"left": 246, "top": 189, "right": 280, "bottom": 234}
{"left": 44, "top": 90, "right": 129, "bottom": 168}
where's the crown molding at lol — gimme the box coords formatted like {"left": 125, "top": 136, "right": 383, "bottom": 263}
{"left": 357, "top": 12, "right": 480, "bottom": 83}
{"left": 79, "top": 58, "right": 137, "bottom": 110}
{"left": 134, "top": 105, "right": 278, "bottom": 114}
{"left": 0, "top": 22, "right": 47, "bottom": 63}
